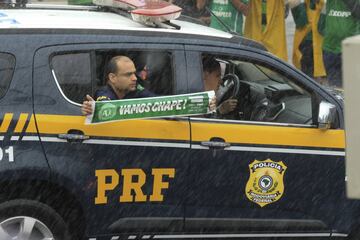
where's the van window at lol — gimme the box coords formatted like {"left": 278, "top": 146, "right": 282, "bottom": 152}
{"left": 51, "top": 50, "right": 174, "bottom": 104}
{"left": 52, "top": 52, "right": 92, "bottom": 104}
{"left": 0, "top": 53, "right": 15, "bottom": 99}
{"left": 200, "top": 54, "right": 314, "bottom": 125}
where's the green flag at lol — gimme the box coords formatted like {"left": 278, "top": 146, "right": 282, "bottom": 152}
{"left": 85, "top": 91, "right": 215, "bottom": 124}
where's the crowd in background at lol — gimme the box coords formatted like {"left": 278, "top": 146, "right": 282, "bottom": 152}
{"left": 169, "top": 0, "right": 359, "bottom": 89}
{"left": 2, "top": 0, "right": 358, "bottom": 88}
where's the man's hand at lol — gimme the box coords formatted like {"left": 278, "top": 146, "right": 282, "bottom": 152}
{"left": 231, "top": 0, "right": 249, "bottom": 16}
{"left": 209, "top": 96, "right": 217, "bottom": 112}
{"left": 81, "top": 94, "right": 94, "bottom": 115}
{"left": 217, "top": 99, "right": 238, "bottom": 115}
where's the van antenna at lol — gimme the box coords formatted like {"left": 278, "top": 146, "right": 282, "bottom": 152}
{"left": 205, "top": 6, "right": 238, "bottom": 35}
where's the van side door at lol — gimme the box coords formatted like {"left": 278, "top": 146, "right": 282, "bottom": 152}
{"left": 33, "top": 41, "right": 189, "bottom": 238}
{"left": 184, "top": 45, "right": 348, "bottom": 237}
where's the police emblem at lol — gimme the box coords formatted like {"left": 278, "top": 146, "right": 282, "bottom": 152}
{"left": 245, "top": 159, "right": 287, "bottom": 207}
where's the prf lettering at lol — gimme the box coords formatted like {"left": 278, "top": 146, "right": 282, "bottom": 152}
{"left": 95, "top": 168, "right": 175, "bottom": 204}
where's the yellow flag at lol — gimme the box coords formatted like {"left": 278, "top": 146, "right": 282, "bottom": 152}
{"left": 292, "top": 0, "right": 326, "bottom": 77}
{"left": 244, "top": 0, "right": 288, "bottom": 61}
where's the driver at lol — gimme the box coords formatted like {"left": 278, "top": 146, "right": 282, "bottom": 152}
{"left": 203, "top": 57, "right": 238, "bottom": 116}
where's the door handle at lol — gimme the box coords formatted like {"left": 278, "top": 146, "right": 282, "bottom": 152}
{"left": 58, "top": 129, "right": 89, "bottom": 142}
{"left": 58, "top": 133, "right": 90, "bottom": 141}
{"left": 200, "top": 137, "right": 231, "bottom": 149}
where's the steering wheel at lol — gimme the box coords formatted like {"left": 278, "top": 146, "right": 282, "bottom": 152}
{"left": 216, "top": 73, "right": 241, "bottom": 105}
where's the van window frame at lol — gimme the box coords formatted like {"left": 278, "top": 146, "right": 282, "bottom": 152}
{"left": 185, "top": 45, "right": 343, "bottom": 128}
{"left": 44, "top": 43, "right": 186, "bottom": 109}
{"left": 0, "top": 52, "right": 16, "bottom": 100}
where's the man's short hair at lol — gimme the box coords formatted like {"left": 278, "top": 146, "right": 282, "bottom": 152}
{"left": 105, "top": 55, "right": 132, "bottom": 81}
{"left": 203, "top": 56, "right": 220, "bottom": 74}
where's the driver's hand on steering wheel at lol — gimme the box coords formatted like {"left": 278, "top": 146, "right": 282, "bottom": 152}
{"left": 217, "top": 98, "right": 238, "bottom": 115}
{"left": 209, "top": 96, "right": 217, "bottom": 112}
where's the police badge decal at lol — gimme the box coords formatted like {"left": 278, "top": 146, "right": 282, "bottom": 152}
{"left": 245, "top": 159, "right": 287, "bottom": 207}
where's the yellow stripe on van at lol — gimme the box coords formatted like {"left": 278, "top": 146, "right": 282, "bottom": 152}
{"left": 191, "top": 122, "right": 345, "bottom": 149}
{"left": 33, "top": 114, "right": 190, "bottom": 141}
{"left": 25, "top": 114, "right": 37, "bottom": 133}
{"left": 14, "top": 113, "right": 29, "bottom": 133}
{"left": 0, "top": 113, "right": 13, "bottom": 133}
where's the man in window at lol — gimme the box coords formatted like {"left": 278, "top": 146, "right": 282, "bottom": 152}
{"left": 202, "top": 56, "right": 238, "bottom": 116}
{"left": 82, "top": 55, "right": 216, "bottom": 116}
{"left": 81, "top": 55, "right": 155, "bottom": 115}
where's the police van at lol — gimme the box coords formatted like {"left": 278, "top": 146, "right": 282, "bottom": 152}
{"left": 0, "top": 0, "right": 355, "bottom": 239}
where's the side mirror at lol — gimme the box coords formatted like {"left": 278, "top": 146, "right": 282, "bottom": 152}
{"left": 318, "top": 101, "right": 336, "bottom": 129}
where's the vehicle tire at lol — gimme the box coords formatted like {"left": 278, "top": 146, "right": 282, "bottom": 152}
{"left": 0, "top": 199, "right": 72, "bottom": 240}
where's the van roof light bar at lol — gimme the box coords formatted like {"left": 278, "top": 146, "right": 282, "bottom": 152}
{"left": 93, "top": 0, "right": 182, "bottom": 26}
